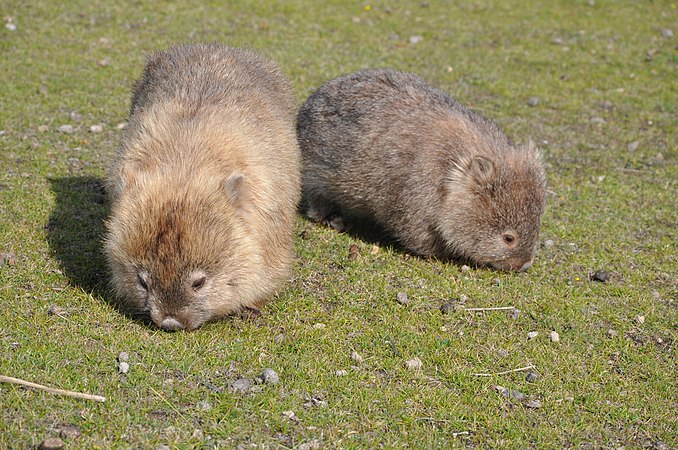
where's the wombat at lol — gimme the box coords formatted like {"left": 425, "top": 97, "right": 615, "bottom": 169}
{"left": 297, "top": 69, "right": 546, "bottom": 271}
{"left": 105, "top": 43, "right": 301, "bottom": 331}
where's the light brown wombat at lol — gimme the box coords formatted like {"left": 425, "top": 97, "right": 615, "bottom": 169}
{"left": 297, "top": 69, "right": 546, "bottom": 271}
{"left": 105, "top": 43, "right": 301, "bottom": 331}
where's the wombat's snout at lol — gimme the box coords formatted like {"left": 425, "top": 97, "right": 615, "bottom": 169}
{"left": 518, "top": 259, "right": 533, "bottom": 272}
{"left": 490, "top": 256, "right": 534, "bottom": 272}
{"left": 160, "top": 317, "right": 184, "bottom": 332}
{"left": 509, "top": 256, "right": 534, "bottom": 272}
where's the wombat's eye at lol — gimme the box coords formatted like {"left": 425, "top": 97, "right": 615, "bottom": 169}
{"left": 192, "top": 276, "right": 206, "bottom": 291}
{"left": 502, "top": 233, "right": 516, "bottom": 246}
{"left": 137, "top": 273, "right": 149, "bottom": 291}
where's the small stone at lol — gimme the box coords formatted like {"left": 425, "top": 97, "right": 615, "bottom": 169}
{"left": 118, "top": 361, "right": 129, "bottom": 374}
{"left": 37, "top": 125, "right": 49, "bottom": 133}
{"left": 116, "top": 122, "right": 127, "bottom": 130}
{"left": 460, "top": 265, "right": 470, "bottom": 272}
{"left": 195, "top": 401, "right": 211, "bottom": 411}
{"left": 544, "top": 239, "right": 555, "bottom": 248}
{"left": 259, "top": 368, "right": 279, "bottom": 384}
{"left": 509, "top": 308, "right": 521, "bottom": 320}
{"left": 627, "top": 140, "right": 640, "bottom": 152}
{"left": 661, "top": 29, "right": 673, "bottom": 38}
{"left": 527, "top": 331, "right": 539, "bottom": 340}
{"left": 592, "top": 270, "right": 609, "bottom": 282}
{"left": 118, "top": 352, "right": 129, "bottom": 362}
{"left": 525, "top": 371, "right": 540, "bottom": 383}
{"left": 552, "top": 37, "right": 564, "bottom": 45}
{"left": 303, "top": 395, "right": 327, "bottom": 408}
{"left": 396, "top": 291, "right": 409, "bottom": 305}
{"left": 48, "top": 305, "right": 68, "bottom": 316}
{"left": 38, "top": 438, "right": 64, "bottom": 450}
{"left": 191, "top": 429, "right": 204, "bottom": 440}
{"left": 335, "top": 369, "right": 348, "bottom": 376}
{"left": 608, "top": 329, "right": 618, "bottom": 338}
{"left": 298, "top": 440, "right": 322, "bottom": 450}
{"left": 370, "top": 245, "right": 379, "bottom": 255}
{"left": 409, "top": 35, "right": 424, "bottom": 44}
{"left": 229, "top": 378, "right": 251, "bottom": 393}
{"left": 1, "top": 253, "right": 17, "bottom": 266}
{"left": 5, "top": 23, "right": 17, "bottom": 31}
{"left": 156, "top": 445, "right": 171, "bottom": 450}
{"left": 527, "top": 96, "right": 540, "bottom": 107}
{"left": 313, "top": 323, "right": 326, "bottom": 329}
{"left": 59, "top": 426, "right": 81, "bottom": 440}
{"left": 351, "top": 351, "right": 363, "bottom": 363}
{"left": 69, "top": 111, "right": 83, "bottom": 122}
{"left": 57, "top": 125, "right": 74, "bottom": 134}
{"left": 348, "top": 243, "right": 359, "bottom": 260}
{"left": 405, "top": 357, "right": 422, "bottom": 370}
{"left": 89, "top": 125, "right": 103, "bottom": 133}
{"left": 282, "top": 410, "right": 297, "bottom": 421}
{"left": 501, "top": 388, "right": 526, "bottom": 401}
{"left": 550, "top": 331, "right": 560, "bottom": 342}
{"left": 524, "top": 399, "right": 542, "bottom": 409}
{"left": 97, "top": 57, "right": 111, "bottom": 67}
{"left": 590, "top": 116, "right": 606, "bottom": 124}
{"left": 440, "top": 302, "right": 454, "bottom": 314}
{"left": 635, "top": 315, "right": 645, "bottom": 325}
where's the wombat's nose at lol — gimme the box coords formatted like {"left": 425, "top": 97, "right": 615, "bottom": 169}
{"left": 518, "top": 259, "right": 533, "bottom": 272}
{"left": 160, "top": 317, "right": 184, "bottom": 332}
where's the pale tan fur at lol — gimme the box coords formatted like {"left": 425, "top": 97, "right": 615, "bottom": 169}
{"left": 105, "top": 44, "right": 300, "bottom": 330}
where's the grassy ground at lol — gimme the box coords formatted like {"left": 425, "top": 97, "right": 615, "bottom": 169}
{"left": 1, "top": 0, "right": 676, "bottom": 448}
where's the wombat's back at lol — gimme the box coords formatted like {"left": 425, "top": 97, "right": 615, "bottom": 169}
{"left": 298, "top": 69, "right": 546, "bottom": 271}
{"left": 129, "top": 43, "right": 295, "bottom": 120}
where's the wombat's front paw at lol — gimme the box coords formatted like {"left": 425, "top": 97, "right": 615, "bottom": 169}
{"left": 325, "top": 215, "right": 349, "bottom": 233}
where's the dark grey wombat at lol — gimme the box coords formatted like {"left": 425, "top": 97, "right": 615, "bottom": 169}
{"left": 297, "top": 69, "right": 546, "bottom": 271}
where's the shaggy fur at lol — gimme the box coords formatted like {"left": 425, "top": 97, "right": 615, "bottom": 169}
{"left": 297, "top": 68, "right": 546, "bottom": 271}
{"left": 105, "top": 43, "right": 301, "bottom": 330}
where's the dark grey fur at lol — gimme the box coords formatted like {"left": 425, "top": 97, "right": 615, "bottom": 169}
{"left": 297, "top": 69, "right": 546, "bottom": 271}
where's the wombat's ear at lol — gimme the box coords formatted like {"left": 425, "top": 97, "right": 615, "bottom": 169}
{"left": 224, "top": 172, "right": 248, "bottom": 206}
{"left": 468, "top": 156, "right": 495, "bottom": 185}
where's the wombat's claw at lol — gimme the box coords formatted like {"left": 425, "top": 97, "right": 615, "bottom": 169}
{"left": 322, "top": 215, "right": 351, "bottom": 233}
{"left": 240, "top": 306, "right": 262, "bottom": 321}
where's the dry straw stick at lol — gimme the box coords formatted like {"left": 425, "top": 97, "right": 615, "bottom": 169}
{"left": 473, "top": 365, "right": 536, "bottom": 377}
{"left": 0, "top": 374, "right": 106, "bottom": 402}
{"left": 464, "top": 306, "right": 516, "bottom": 312}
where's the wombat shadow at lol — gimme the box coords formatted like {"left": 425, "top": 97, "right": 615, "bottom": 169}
{"left": 299, "top": 201, "right": 473, "bottom": 267}
{"left": 46, "top": 176, "right": 145, "bottom": 323}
